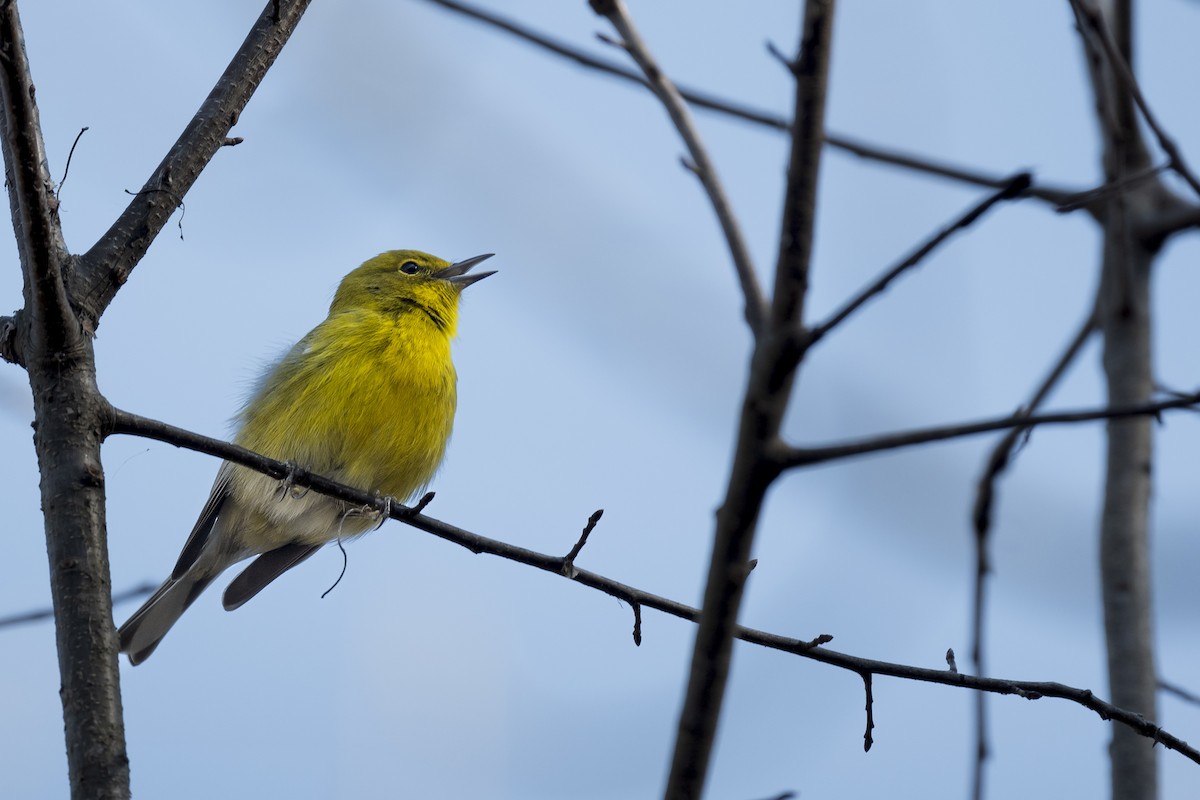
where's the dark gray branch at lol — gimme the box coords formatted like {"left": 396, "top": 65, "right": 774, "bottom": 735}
{"left": 104, "top": 406, "right": 1200, "bottom": 766}
{"left": 805, "top": 173, "right": 1031, "bottom": 350}
{"left": 2, "top": 3, "right": 127, "bottom": 796}
{"left": 71, "top": 0, "right": 313, "bottom": 334}
{"left": 968, "top": 305, "right": 1098, "bottom": 800}
{"left": 0, "top": 582, "right": 155, "bottom": 629}
{"left": 1069, "top": 0, "right": 1200, "bottom": 198}
{"left": 780, "top": 390, "right": 1198, "bottom": 469}
{"left": 421, "top": 0, "right": 1081, "bottom": 209}
{"left": 588, "top": 0, "right": 766, "bottom": 333}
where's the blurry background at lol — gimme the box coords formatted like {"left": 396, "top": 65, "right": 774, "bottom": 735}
{"left": 2, "top": 1, "right": 1198, "bottom": 797}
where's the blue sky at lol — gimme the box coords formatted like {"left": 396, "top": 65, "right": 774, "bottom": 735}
{"left": 3, "top": 1, "right": 1199, "bottom": 798}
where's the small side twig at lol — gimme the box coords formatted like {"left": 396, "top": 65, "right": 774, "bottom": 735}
{"left": 561, "top": 508, "right": 604, "bottom": 578}
{"left": 861, "top": 671, "right": 876, "bottom": 752}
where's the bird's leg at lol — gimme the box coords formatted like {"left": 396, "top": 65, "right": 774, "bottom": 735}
{"left": 276, "top": 461, "right": 310, "bottom": 502}
{"left": 369, "top": 492, "right": 393, "bottom": 531}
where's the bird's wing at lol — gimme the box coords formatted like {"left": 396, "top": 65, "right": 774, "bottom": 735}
{"left": 171, "top": 466, "right": 233, "bottom": 580}
{"left": 222, "top": 542, "right": 322, "bottom": 611}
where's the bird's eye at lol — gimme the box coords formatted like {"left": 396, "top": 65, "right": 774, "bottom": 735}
{"left": 400, "top": 261, "right": 420, "bottom": 275}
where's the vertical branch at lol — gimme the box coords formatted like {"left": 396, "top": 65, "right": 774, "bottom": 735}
{"left": 0, "top": 2, "right": 129, "bottom": 798}
{"left": 968, "top": 307, "right": 1097, "bottom": 800}
{"left": 656, "top": 3, "right": 836, "bottom": 798}
{"left": 1070, "top": 1, "right": 1159, "bottom": 798}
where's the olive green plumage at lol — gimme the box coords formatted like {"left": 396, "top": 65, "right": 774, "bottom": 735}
{"left": 118, "top": 250, "right": 495, "bottom": 664}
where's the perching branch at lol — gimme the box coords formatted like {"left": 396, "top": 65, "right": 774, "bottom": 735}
{"left": 71, "top": 0, "right": 314, "bottom": 334}
{"left": 104, "top": 405, "right": 1200, "bottom": 766}
{"left": 588, "top": 0, "right": 767, "bottom": 334}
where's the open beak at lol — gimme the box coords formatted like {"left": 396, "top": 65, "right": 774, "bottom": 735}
{"left": 443, "top": 253, "right": 497, "bottom": 288}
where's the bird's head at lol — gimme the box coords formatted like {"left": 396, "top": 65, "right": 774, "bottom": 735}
{"left": 330, "top": 250, "right": 495, "bottom": 333}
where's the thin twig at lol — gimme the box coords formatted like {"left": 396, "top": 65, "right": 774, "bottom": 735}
{"left": 0, "top": 582, "right": 156, "bottom": 629}
{"left": 104, "top": 405, "right": 1200, "bottom": 765}
{"left": 1160, "top": 678, "right": 1200, "bottom": 707}
{"left": 589, "top": 0, "right": 767, "bottom": 334}
{"left": 562, "top": 508, "right": 604, "bottom": 578}
{"left": 968, "top": 304, "right": 1097, "bottom": 800}
{"left": 1054, "top": 163, "right": 1167, "bottom": 213}
{"left": 72, "top": 0, "right": 314, "bottom": 333}
{"left": 861, "top": 671, "right": 876, "bottom": 752}
{"left": 781, "top": 389, "right": 1196, "bottom": 469}
{"left": 805, "top": 173, "right": 1031, "bottom": 349}
{"left": 1068, "top": 0, "right": 1200, "bottom": 199}
{"left": 827, "top": 132, "right": 1077, "bottom": 208}
{"left": 418, "top": 0, "right": 1081, "bottom": 210}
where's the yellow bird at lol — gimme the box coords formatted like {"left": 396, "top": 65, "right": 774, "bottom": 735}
{"left": 118, "top": 250, "right": 495, "bottom": 664}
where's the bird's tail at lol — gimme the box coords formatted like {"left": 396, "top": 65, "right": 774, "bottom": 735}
{"left": 117, "top": 570, "right": 215, "bottom": 666}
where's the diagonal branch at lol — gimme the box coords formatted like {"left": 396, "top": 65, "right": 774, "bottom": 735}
{"left": 805, "top": 173, "right": 1031, "bottom": 350}
{"left": 102, "top": 406, "right": 1200, "bottom": 766}
{"left": 587, "top": 0, "right": 766, "bottom": 334}
{"left": 779, "top": 389, "right": 1199, "bottom": 470}
{"left": 71, "top": 0, "right": 314, "bottom": 334}
{"left": 967, "top": 303, "right": 1097, "bottom": 800}
{"left": 0, "top": 0, "right": 70, "bottom": 344}
{"left": 0, "top": 582, "right": 155, "bottom": 629}
{"left": 420, "top": 0, "right": 1081, "bottom": 209}
{"left": 1068, "top": 0, "right": 1200, "bottom": 199}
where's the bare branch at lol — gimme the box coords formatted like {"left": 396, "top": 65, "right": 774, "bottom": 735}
{"left": 651, "top": 1, "right": 838, "bottom": 796}
{"left": 588, "top": 0, "right": 767, "bottom": 334}
{"left": 71, "top": 0, "right": 314, "bottom": 333}
{"left": 105, "top": 406, "right": 1200, "bottom": 766}
{"left": 827, "top": 132, "right": 1078, "bottom": 208}
{"left": 419, "top": 0, "right": 1082, "bottom": 210}
{"left": 1068, "top": 0, "right": 1200, "bottom": 198}
{"left": 1054, "top": 162, "right": 1167, "bottom": 213}
{"left": 860, "top": 671, "right": 876, "bottom": 752}
{"left": 780, "top": 389, "right": 1199, "bottom": 470}
{"left": 1, "top": 7, "right": 130, "bottom": 797}
{"left": 0, "top": 582, "right": 155, "bottom": 630}
{"left": 561, "top": 509, "right": 604, "bottom": 578}
{"left": 0, "top": 0, "right": 70, "bottom": 343}
{"left": 968, "top": 303, "right": 1097, "bottom": 800}
{"left": 805, "top": 173, "right": 1031, "bottom": 349}
{"left": 1159, "top": 678, "right": 1200, "bottom": 707}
